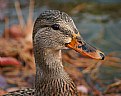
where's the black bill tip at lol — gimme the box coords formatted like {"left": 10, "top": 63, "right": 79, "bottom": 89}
{"left": 99, "top": 53, "right": 105, "bottom": 60}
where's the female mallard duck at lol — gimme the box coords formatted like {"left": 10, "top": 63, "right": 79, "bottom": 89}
{"left": 4, "top": 10, "right": 104, "bottom": 96}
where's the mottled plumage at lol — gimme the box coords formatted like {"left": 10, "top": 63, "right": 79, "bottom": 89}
{"left": 4, "top": 10, "right": 104, "bottom": 96}
{"left": 4, "top": 10, "right": 78, "bottom": 96}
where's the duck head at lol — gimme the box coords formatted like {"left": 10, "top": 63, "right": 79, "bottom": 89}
{"left": 33, "top": 10, "right": 105, "bottom": 60}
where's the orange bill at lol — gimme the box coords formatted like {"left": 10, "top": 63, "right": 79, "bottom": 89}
{"left": 66, "top": 37, "right": 105, "bottom": 60}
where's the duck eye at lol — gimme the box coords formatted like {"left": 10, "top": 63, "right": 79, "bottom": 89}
{"left": 51, "top": 24, "right": 60, "bottom": 30}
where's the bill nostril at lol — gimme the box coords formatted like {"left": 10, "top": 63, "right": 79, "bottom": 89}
{"left": 100, "top": 53, "right": 105, "bottom": 60}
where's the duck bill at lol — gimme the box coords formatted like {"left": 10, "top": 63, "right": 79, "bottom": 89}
{"left": 66, "top": 37, "right": 105, "bottom": 60}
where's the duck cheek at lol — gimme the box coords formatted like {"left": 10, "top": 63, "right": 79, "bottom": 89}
{"left": 61, "top": 37, "right": 72, "bottom": 49}
{"left": 64, "top": 37, "right": 72, "bottom": 44}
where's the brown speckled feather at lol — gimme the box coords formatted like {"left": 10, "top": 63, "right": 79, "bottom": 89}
{"left": 4, "top": 10, "right": 80, "bottom": 96}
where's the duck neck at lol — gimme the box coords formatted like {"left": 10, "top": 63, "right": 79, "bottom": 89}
{"left": 34, "top": 48, "right": 77, "bottom": 95}
{"left": 35, "top": 48, "right": 67, "bottom": 77}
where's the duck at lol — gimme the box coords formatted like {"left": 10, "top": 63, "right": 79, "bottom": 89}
{"left": 4, "top": 10, "right": 104, "bottom": 96}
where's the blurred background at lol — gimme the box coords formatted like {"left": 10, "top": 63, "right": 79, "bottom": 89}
{"left": 0, "top": 0, "right": 121, "bottom": 96}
